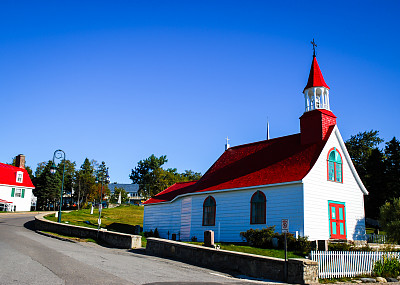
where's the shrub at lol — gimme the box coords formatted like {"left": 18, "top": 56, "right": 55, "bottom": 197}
{"left": 143, "top": 228, "right": 160, "bottom": 238}
{"left": 191, "top": 236, "right": 198, "bottom": 242}
{"left": 291, "top": 236, "right": 312, "bottom": 256}
{"left": 379, "top": 198, "right": 400, "bottom": 244}
{"left": 328, "top": 242, "right": 352, "bottom": 251}
{"left": 373, "top": 254, "right": 400, "bottom": 278}
{"left": 240, "top": 227, "right": 312, "bottom": 255}
{"left": 240, "top": 226, "right": 276, "bottom": 248}
{"left": 143, "top": 230, "right": 154, "bottom": 238}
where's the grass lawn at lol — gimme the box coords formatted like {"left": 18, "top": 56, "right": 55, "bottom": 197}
{"left": 187, "top": 242, "right": 305, "bottom": 259}
{"left": 45, "top": 205, "right": 144, "bottom": 230}
{"left": 41, "top": 231, "right": 97, "bottom": 243}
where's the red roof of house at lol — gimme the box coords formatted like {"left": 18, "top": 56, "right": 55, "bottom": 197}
{"left": 303, "top": 56, "right": 330, "bottom": 92}
{"left": 144, "top": 129, "right": 333, "bottom": 204}
{"left": 0, "top": 163, "right": 35, "bottom": 188}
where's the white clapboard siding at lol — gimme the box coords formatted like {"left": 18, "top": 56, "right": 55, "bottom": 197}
{"left": 145, "top": 182, "right": 304, "bottom": 242}
{"left": 303, "top": 127, "right": 367, "bottom": 241}
{"left": 0, "top": 185, "right": 34, "bottom": 211}
{"left": 311, "top": 251, "right": 400, "bottom": 278}
{"left": 180, "top": 197, "right": 192, "bottom": 240}
{"left": 143, "top": 199, "right": 182, "bottom": 239}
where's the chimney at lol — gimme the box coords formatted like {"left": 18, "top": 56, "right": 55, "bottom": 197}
{"left": 15, "top": 154, "right": 26, "bottom": 169}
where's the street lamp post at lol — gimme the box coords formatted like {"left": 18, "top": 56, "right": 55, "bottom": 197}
{"left": 96, "top": 169, "right": 110, "bottom": 235}
{"left": 50, "top": 149, "right": 66, "bottom": 223}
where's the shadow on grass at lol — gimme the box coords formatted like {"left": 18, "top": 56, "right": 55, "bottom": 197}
{"left": 106, "top": 223, "right": 140, "bottom": 234}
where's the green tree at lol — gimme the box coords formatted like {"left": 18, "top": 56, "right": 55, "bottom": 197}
{"left": 384, "top": 137, "right": 400, "bottom": 200}
{"left": 57, "top": 159, "right": 76, "bottom": 202}
{"left": 130, "top": 154, "right": 201, "bottom": 198}
{"left": 33, "top": 161, "right": 62, "bottom": 210}
{"left": 79, "top": 158, "right": 96, "bottom": 204}
{"left": 345, "top": 130, "right": 383, "bottom": 183}
{"left": 129, "top": 154, "right": 169, "bottom": 198}
{"left": 94, "top": 161, "right": 110, "bottom": 202}
{"left": 379, "top": 198, "right": 400, "bottom": 244}
{"left": 179, "top": 170, "right": 202, "bottom": 181}
{"left": 364, "top": 148, "right": 387, "bottom": 218}
{"left": 110, "top": 187, "right": 129, "bottom": 204}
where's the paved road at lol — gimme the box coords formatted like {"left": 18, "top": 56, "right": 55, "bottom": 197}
{"left": 0, "top": 213, "right": 282, "bottom": 285}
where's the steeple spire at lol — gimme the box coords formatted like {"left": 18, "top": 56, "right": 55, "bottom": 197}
{"left": 299, "top": 41, "right": 337, "bottom": 145}
{"left": 311, "top": 38, "right": 317, "bottom": 57}
{"left": 302, "top": 41, "right": 331, "bottom": 113}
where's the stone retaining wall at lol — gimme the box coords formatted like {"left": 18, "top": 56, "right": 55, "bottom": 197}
{"left": 146, "top": 238, "right": 318, "bottom": 284}
{"left": 34, "top": 213, "right": 141, "bottom": 249}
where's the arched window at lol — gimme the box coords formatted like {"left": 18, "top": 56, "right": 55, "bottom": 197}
{"left": 250, "top": 191, "right": 266, "bottom": 224}
{"left": 328, "top": 148, "right": 343, "bottom": 182}
{"left": 202, "top": 196, "right": 216, "bottom": 226}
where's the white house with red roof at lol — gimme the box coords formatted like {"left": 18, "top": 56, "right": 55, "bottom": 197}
{"left": 143, "top": 53, "right": 367, "bottom": 242}
{"left": 0, "top": 155, "right": 35, "bottom": 211}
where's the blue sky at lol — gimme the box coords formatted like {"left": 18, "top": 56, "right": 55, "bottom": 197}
{"left": 1, "top": 1, "right": 399, "bottom": 183}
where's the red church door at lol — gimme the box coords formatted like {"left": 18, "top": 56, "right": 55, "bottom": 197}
{"left": 329, "top": 202, "right": 347, "bottom": 240}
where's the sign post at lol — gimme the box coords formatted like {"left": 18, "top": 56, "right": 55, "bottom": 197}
{"left": 281, "top": 219, "right": 289, "bottom": 281}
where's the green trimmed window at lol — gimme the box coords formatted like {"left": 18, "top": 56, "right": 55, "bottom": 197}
{"left": 328, "top": 148, "right": 342, "bottom": 182}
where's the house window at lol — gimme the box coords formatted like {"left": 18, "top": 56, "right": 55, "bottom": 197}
{"left": 202, "top": 196, "right": 216, "bottom": 226}
{"left": 327, "top": 148, "right": 343, "bottom": 182}
{"left": 251, "top": 191, "right": 266, "bottom": 224}
{"left": 11, "top": 188, "right": 25, "bottom": 198}
{"left": 16, "top": 171, "right": 23, "bottom": 183}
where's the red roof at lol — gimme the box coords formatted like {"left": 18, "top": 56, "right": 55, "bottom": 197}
{"left": 144, "top": 130, "right": 332, "bottom": 204}
{"left": 144, "top": 181, "right": 197, "bottom": 204}
{"left": 303, "top": 56, "right": 330, "bottom": 92}
{"left": 0, "top": 163, "right": 35, "bottom": 188}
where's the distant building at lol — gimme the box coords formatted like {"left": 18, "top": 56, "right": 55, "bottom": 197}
{"left": 108, "top": 184, "right": 144, "bottom": 205}
{"left": 0, "top": 154, "right": 35, "bottom": 211}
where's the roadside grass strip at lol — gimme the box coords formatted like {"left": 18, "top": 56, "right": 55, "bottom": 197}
{"left": 187, "top": 242, "right": 304, "bottom": 259}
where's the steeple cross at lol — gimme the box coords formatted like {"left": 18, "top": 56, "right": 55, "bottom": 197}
{"left": 311, "top": 38, "right": 317, "bottom": 57}
{"left": 225, "top": 136, "right": 230, "bottom": 145}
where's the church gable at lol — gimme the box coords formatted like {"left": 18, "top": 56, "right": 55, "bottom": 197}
{"left": 303, "top": 126, "right": 367, "bottom": 195}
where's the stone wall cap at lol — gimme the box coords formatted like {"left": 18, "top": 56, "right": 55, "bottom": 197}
{"left": 146, "top": 238, "right": 285, "bottom": 262}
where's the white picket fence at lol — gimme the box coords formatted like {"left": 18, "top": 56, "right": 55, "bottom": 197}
{"left": 310, "top": 251, "right": 400, "bottom": 278}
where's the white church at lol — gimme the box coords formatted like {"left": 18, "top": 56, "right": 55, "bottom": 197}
{"left": 143, "top": 50, "right": 368, "bottom": 242}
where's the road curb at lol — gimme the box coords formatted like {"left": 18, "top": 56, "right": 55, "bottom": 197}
{"left": 36, "top": 230, "right": 79, "bottom": 243}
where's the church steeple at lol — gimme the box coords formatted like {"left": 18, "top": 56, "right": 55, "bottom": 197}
{"left": 300, "top": 41, "right": 336, "bottom": 145}
{"left": 303, "top": 41, "right": 331, "bottom": 113}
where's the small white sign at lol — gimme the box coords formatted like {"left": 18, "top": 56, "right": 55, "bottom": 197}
{"left": 281, "top": 219, "right": 289, "bottom": 233}
{"left": 98, "top": 219, "right": 101, "bottom": 225}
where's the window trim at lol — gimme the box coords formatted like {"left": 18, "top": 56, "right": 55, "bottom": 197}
{"left": 327, "top": 147, "right": 343, "bottom": 183}
{"left": 16, "top": 171, "right": 24, "bottom": 183}
{"left": 202, "top": 196, "right": 216, "bottom": 226}
{"left": 250, "top": 191, "right": 266, "bottom": 224}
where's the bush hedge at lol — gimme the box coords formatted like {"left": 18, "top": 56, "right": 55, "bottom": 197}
{"left": 240, "top": 226, "right": 311, "bottom": 256}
